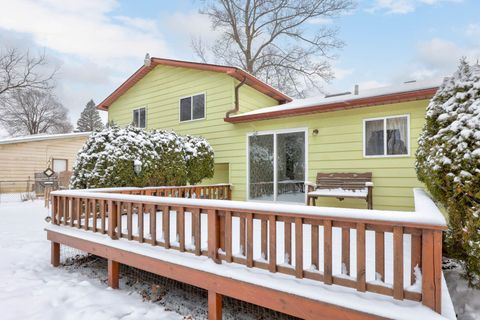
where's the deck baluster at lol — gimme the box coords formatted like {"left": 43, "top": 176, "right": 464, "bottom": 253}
{"left": 163, "top": 205, "right": 170, "bottom": 249}
{"left": 357, "top": 223, "right": 366, "bottom": 292}
{"left": 269, "top": 215, "right": 277, "bottom": 273}
{"left": 295, "top": 217, "right": 303, "bottom": 278}
{"left": 323, "top": 220, "right": 332, "bottom": 284}
{"left": 393, "top": 226, "right": 404, "bottom": 300}
{"left": 225, "top": 211, "right": 232, "bottom": 262}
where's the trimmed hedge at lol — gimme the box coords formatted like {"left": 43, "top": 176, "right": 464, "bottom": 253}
{"left": 71, "top": 126, "right": 214, "bottom": 189}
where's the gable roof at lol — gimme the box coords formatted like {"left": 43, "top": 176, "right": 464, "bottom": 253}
{"left": 0, "top": 132, "right": 91, "bottom": 145}
{"left": 225, "top": 79, "right": 442, "bottom": 123}
{"left": 97, "top": 58, "right": 291, "bottom": 110}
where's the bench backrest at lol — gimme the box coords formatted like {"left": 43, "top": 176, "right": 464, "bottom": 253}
{"left": 316, "top": 172, "right": 372, "bottom": 190}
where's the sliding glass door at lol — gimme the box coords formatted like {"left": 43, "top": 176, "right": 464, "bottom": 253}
{"left": 248, "top": 129, "right": 306, "bottom": 203}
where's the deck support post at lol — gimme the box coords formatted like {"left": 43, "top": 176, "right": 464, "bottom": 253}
{"left": 208, "top": 290, "right": 222, "bottom": 320}
{"left": 51, "top": 242, "right": 60, "bottom": 267}
{"left": 108, "top": 259, "right": 120, "bottom": 289}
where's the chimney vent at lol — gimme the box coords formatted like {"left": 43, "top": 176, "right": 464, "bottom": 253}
{"left": 144, "top": 53, "right": 151, "bottom": 67}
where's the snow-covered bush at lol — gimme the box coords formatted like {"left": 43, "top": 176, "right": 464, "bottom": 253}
{"left": 416, "top": 59, "right": 480, "bottom": 288}
{"left": 71, "top": 126, "right": 214, "bottom": 189}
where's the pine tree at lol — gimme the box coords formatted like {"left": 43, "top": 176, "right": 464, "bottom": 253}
{"left": 76, "top": 99, "right": 104, "bottom": 132}
{"left": 416, "top": 58, "right": 480, "bottom": 288}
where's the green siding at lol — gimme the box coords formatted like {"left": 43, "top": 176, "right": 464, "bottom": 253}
{"left": 237, "top": 80, "right": 278, "bottom": 113}
{"left": 108, "top": 64, "right": 428, "bottom": 211}
{"left": 202, "top": 163, "right": 230, "bottom": 184}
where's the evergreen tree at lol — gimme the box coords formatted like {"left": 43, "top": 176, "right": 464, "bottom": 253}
{"left": 76, "top": 99, "right": 104, "bottom": 132}
{"left": 416, "top": 58, "right": 480, "bottom": 288}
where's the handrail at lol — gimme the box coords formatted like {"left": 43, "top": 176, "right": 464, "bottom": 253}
{"left": 49, "top": 186, "right": 444, "bottom": 314}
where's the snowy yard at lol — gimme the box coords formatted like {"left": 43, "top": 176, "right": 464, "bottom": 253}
{"left": 0, "top": 199, "right": 183, "bottom": 320}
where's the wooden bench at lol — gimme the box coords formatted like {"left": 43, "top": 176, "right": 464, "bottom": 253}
{"left": 306, "top": 172, "right": 374, "bottom": 209}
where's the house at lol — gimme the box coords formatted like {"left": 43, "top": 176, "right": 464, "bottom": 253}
{"left": 0, "top": 132, "right": 91, "bottom": 193}
{"left": 98, "top": 57, "right": 441, "bottom": 211}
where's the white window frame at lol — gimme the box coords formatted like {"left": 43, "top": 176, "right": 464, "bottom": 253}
{"left": 246, "top": 127, "right": 308, "bottom": 204}
{"left": 132, "top": 107, "right": 147, "bottom": 128}
{"left": 178, "top": 92, "right": 206, "bottom": 123}
{"left": 363, "top": 114, "right": 410, "bottom": 158}
{"left": 52, "top": 158, "right": 68, "bottom": 173}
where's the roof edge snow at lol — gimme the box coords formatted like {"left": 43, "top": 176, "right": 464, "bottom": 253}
{"left": 225, "top": 81, "right": 441, "bottom": 123}
{"left": 0, "top": 132, "right": 92, "bottom": 145}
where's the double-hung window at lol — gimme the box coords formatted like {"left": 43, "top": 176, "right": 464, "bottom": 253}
{"left": 180, "top": 93, "right": 205, "bottom": 122}
{"left": 364, "top": 115, "right": 409, "bottom": 157}
{"left": 133, "top": 107, "right": 146, "bottom": 128}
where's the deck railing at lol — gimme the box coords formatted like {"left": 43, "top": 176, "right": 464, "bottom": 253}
{"left": 49, "top": 186, "right": 445, "bottom": 314}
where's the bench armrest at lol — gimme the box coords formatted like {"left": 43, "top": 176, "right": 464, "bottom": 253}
{"left": 365, "top": 182, "right": 374, "bottom": 187}
{"left": 305, "top": 181, "right": 316, "bottom": 193}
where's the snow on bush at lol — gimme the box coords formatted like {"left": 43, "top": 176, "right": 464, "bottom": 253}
{"left": 70, "top": 126, "right": 214, "bottom": 189}
{"left": 416, "top": 59, "right": 480, "bottom": 288}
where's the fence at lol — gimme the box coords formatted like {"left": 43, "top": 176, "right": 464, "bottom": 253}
{"left": 0, "top": 180, "right": 35, "bottom": 203}
{"left": 49, "top": 186, "right": 445, "bottom": 314}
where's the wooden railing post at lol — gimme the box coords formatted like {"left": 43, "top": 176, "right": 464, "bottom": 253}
{"left": 51, "top": 195, "right": 57, "bottom": 224}
{"left": 208, "top": 209, "right": 221, "bottom": 263}
{"left": 421, "top": 229, "right": 442, "bottom": 313}
{"left": 108, "top": 200, "right": 118, "bottom": 239}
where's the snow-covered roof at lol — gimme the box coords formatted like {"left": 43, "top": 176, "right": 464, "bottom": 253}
{"left": 227, "top": 78, "right": 443, "bottom": 122}
{"left": 0, "top": 132, "right": 92, "bottom": 145}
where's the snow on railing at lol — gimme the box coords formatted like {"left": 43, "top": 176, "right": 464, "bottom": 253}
{"left": 48, "top": 186, "right": 445, "bottom": 314}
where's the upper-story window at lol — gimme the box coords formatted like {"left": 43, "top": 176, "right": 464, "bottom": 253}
{"left": 133, "top": 107, "right": 146, "bottom": 128}
{"left": 180, "top": 93, "right": 205, "bottom": 122}
{"left": 364, "top": 115, "right": 409, "bottom": 157}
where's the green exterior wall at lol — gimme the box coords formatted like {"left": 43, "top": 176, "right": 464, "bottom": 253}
{"left": 107, "top": 64, "right": 427, "bottom": 211}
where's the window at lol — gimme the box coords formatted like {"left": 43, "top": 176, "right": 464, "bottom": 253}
{"left": 364, "top": 115, "right": 409, "bottom": 157}
{"left": 133, "top": 108, "right": 146, "bottom": 128}
{"left": 180, "top": 93, "right": 205, "bottom": 122}
{"left": 248, "top": 130, "right": 306, "bottom": 203}
{"left": 53, "top": 159, "right": 67, "bottom": 172}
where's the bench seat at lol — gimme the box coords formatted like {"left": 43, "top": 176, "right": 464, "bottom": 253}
{"left": 308, "top": 187, "right": 368, "bottom": 198}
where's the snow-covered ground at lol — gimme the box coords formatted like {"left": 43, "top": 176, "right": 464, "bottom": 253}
{"left": 0, "top": 199, "right": 182, "bottom": 320}
{"left": 443, "top": 259, "right": 480, "bottom": 320}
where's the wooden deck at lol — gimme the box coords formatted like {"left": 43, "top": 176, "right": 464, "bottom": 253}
{"left": 46, "top": 184, "right": 449, "bottom": 320}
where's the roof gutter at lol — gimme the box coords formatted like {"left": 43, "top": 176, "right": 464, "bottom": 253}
{"left": 226, "top": 77, "right": 247, "bottom": 118}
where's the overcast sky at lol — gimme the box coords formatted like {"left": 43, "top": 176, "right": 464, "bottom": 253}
{"left": 0, "top": 0, "right": 479, "bottom": 131}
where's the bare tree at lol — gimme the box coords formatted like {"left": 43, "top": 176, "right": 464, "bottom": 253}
{"left": 0, "top": 47, "right": 57, "bottom": 98}
{"left": 193, "top": 0, "right": 354, "bottom": 97}
{"left": 0, "top": 89, "right": 73, "bottom": 136}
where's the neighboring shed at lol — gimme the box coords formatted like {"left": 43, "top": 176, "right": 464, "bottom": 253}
{"left": 0, "top": 132, "right": 90, "bottom": 193}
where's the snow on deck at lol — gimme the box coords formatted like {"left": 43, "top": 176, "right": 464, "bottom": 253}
{"left": 51, "top": 188, "right": 447, "bottom": 227}
{"left": 0, "top": 200, "right": 181, "bottom": 320}
{"left": 45, "top": 221, "right": 454, "bottom": 320}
